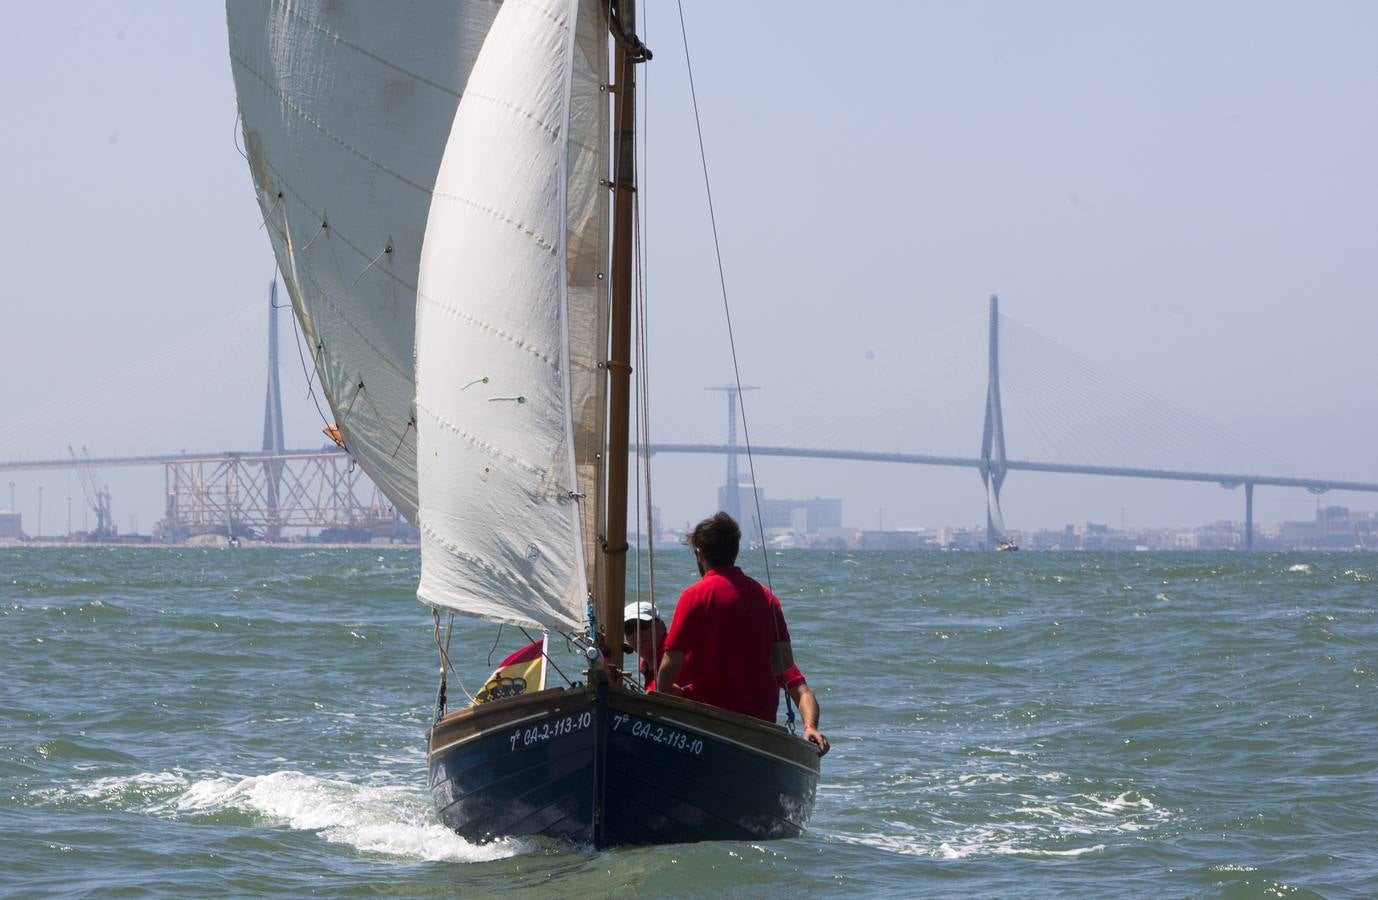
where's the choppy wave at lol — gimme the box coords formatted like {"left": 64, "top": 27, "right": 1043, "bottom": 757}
{"left": 6, "top": 547, "right": 1378, "bottom": 896}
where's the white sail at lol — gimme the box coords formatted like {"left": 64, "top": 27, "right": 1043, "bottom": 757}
{"left": 566, "top": 0, "right": 613, "bottom": 614}
{"left": 415, "top": 0, "right": 608, "bottom": 631}
{"left": 227, "top": 1, "right": 500, "bottom": 524}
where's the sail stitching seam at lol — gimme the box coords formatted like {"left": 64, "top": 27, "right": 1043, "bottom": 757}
{"left": 230, "top": 54, "right": 433, "bottom": 196}
{"left": 273, "top": 237, "right": 413, "bottom": 398}
{"left": 420, "top": 524, "right": 531, "bottom": 589}
{"left": 427, "top": 192, "right": 558, "bottom": 254}
{"left": 464, "top": 90, "right": 563, "bottom": 142}
{"left": 261, "top": 4, "right": 491, "bottom": 100}
{"left": 419, "top": 525, "right": 577, "bottom": 629}
{"left": 417, "top": 403, "right": 546, "bottom": 477}
{"left": 416, "top": 298, "right": 558, "bottom": 368}
{"left": 247, "top": 128, "right": 419, "bottom": 293}
{"left": 505, "top": 0, "right": 569, "bottom": 31}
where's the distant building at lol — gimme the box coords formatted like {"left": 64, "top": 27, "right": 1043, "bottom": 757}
{"left": 718, "top": 484, "right": 843, "bottom": 540}
{"left": 857, "top": 530, "right": 930, "bottom": 550}
{"left": 0, "top": 512, "right": 23, "bottom": 540}
{"left": 761, "top": 497, "right": 841, "bottom": 532}
{"left": 936, "top": 527, "right": 984, "bottom": 550}
{"left": 717, "top": 482, "right": 763, "bottom": 538}
{"left": 1276, "top": 506, "right": 1377, "bottom": 550}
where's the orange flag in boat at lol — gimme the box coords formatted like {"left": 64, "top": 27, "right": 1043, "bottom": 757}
{"left": 474, "top": 636, "right": 547, "bottom": 705}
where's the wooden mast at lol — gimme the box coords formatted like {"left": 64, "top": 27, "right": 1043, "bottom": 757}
{"left": 602, "top": 0, "right": 645, "bottom": 672}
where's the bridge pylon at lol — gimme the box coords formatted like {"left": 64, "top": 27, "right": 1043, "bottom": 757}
{"left": 707, "top": 385, "right": 758, "bottom": 524}
{"left": 262, "top": 280, "right": 286, "bottom": 540}
{"left": 980, "top": 295, "right": 1009, "bottom": 548}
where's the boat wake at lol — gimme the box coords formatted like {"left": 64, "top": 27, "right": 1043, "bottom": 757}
{"left": 47, "top": 770, "right": 533, "bottom": 863}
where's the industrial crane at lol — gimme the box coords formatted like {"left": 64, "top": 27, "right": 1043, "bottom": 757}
{"left": 68, "top": 445, "right": 116, "bottom": 540}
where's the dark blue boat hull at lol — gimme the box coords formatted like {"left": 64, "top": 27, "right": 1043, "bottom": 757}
{"left": 427, "top": 684, "right": 819, "bottom": 847}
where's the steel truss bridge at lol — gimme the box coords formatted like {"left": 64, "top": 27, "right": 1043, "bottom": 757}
{"left": 0, "top": 290, "right": 395, "bottom": 541}
{"left": 0, "top": 448, "right": 392, "bottom": 540}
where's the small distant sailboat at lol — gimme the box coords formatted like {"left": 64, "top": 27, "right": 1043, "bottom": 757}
{"left": 984, "top": 468, "right": 1018, "bottom": 550}
{"left": 229, "top": 0, "right": 820, "bottom": 848}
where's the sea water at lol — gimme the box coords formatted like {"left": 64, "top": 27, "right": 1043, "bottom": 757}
{"left": 2, "top": 547, "right": 1375, "bottom": 897}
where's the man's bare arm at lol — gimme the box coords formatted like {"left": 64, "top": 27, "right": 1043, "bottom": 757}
{"left": 789, "top": 682, "right": 830, "bottom": 756}
{"left": 655, "top": 649, "right": 686, "bottom": 694}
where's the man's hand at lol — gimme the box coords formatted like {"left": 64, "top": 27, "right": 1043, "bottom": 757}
{"left": 803, "top": 724, "right": 830, "bottom": 756}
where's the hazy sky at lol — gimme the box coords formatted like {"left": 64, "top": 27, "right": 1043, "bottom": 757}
{"left": 2, "top": 1, "right": 1375, "bottom": 538}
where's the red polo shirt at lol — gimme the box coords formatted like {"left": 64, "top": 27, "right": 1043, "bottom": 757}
{"left": 780, "top": 663, "right": 805, "bottom": 691}
{"left": 662, "top": 566, "right": 791, "bottom": 721}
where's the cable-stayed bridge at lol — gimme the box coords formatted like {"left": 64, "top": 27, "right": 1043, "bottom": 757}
{"left": 644, "top": 297, "right": 1378, "bottom": 549}
{"left": 2, "top": 295, "right": 1374, "bottom": 545}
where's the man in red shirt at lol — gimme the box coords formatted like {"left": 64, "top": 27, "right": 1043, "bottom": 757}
{"left": 655, "top": 512, "right": 794, "bottom": 722}
{"left": 632, "top": 597, "right": 828, "bottom": 754}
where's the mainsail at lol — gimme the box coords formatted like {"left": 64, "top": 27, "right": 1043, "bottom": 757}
{"left": 227, "top": 1, "right": 501, "bottom": 524}
{"left": 415, "top": 0, "right": 609, "bottom": 631}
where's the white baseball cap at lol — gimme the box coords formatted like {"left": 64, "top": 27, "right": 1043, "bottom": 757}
{"left": 623, "top": 601, "right": 658, "bottom": 623}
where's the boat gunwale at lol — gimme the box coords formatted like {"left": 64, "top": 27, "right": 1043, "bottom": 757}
{"left": 427, "top": 681, "right": 821, "bottom": 773}
{"left": 609, "top": 685, "right": 823, "bottom": 772}
{"left": 427, "top": 684, "right": 596, "bottom": 753}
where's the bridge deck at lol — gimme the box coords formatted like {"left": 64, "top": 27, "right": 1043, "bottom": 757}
{"left": 4, "top": 444, "right": 1375, "bottom": 496}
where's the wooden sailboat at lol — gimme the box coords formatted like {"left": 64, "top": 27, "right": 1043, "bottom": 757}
{"left": 229, "top": 0, "right": 820, "bottom": 848}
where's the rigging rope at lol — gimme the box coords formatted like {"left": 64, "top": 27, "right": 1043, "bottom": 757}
{"left": 674, "top": 0, "right": 773, "bottom": 590}
{"left": 629, "top": 3, "right": 659, "bottom": 688}
{"left": 674, "top": 2, "right": 792, "bottom": 728}
{"left": 432, "top": 608, "right": 474, "bottom": 719}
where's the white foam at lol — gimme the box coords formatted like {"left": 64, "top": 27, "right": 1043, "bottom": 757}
{"left": 956, "top": 772, "right": 1016, "bottom": 785}
{"left": 974, "top": 746, "right": 1036, "bottom": 758}
{"left": 830, "top": 830, "right": 1106, "bottom": 860}
{"left": 68, "top": 770, "right": 530, "bottom": 863}
{"left": 1287, "top": 564, "right": 1311, "bottom": 573}
{"left": 1096, "top": 791, "right": 1154, "bottom": 812}
{"left": 822, "top": 781, "right": 1170, "bottom": 861}
{"left": 39, "top": 770, "right": 193, "bottom": 804}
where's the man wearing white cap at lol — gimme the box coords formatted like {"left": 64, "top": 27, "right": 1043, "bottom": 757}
{"left": 622, "top": 600, "right": 667, "bottom": 690}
